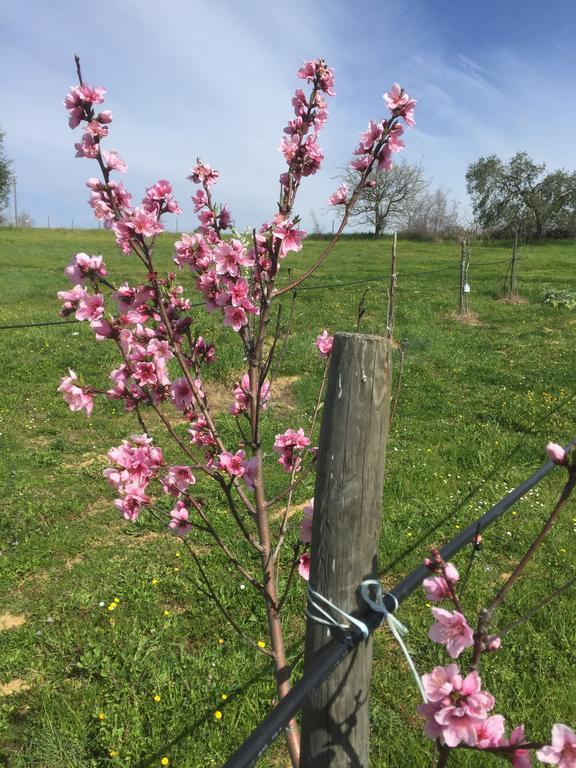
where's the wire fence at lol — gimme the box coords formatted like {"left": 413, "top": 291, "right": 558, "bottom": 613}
{"left": 222, "top": 439, "right": 575, "bottom": 768}
{"left": 0, "top": 254, "right": 516, "bottom": 331}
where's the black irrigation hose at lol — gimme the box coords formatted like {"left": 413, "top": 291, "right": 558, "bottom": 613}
{"left": 221, "top": 438, "right": 575, "bottom": 768}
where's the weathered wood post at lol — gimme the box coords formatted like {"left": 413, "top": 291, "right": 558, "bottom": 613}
{"left": 510, "top": 230, "right": 519, "bottom": 300}
{"left": 300, "top": 332, "right": 391, "bottom": 767}
{"left": 504, "top": 230, "right": 519, "bottom": 300}
{"left": 458, "top": 238, "right": 468, "bottom": 316}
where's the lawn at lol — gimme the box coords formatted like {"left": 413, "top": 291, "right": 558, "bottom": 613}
{"left": 1, "top": 228, "right": 576, "bottom": 767}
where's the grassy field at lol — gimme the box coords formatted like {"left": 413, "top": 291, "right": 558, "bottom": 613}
{"left": 1, "top": 228, "right": 576, "bottom": 767}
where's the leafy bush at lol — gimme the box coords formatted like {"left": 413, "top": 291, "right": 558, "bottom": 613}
{"left": 540, "top": 287, "right": 576, "bottom": 310}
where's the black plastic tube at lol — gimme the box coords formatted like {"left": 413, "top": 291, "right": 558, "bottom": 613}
{"left": 222, "top": 445, "right": 572, "bottom": 768}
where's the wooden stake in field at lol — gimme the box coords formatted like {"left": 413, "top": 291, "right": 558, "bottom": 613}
{"left": 504, "top": 231, "right": 520, "bottom": 301}
{"left": 458, "top": 238, "right": 470, "bottom": 316}
{"left": 300, "top": 332, "right": 391, "bottom": 768}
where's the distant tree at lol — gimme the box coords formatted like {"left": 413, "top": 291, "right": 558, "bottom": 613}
{"left": 0, "top": 127, "right": 11, "bottom": 214}
{"left": 341, "top": 160, "right": 429, "bottom": 235}
{"left": 466, "top": 152, "right": 576, "bottom": 238}
{"left": 400, "top": 188, "right": 461, "bottom": 239}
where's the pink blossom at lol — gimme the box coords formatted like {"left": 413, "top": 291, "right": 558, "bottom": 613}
{"left": 298, "top": 553, "right": 311, "bottom": 580}
{"left": 218, "top": 450, "right": 247, "bottom": 478}
{"left": 546, "top": 442, "right": 567, "bottom": 466}
{"left": 356, "top": 120, "right": 384, "bottom": 154}
{"left": 504, "top": 725, "right": 532, "bottom": 768}
{"left": 162, "top": 465, "right": 196, "bottom": 495}
{"left": 273, "top": 428, "right": 311, "bottom": 473}
{"left": 297, "top": 59, "right": 335, "bottom": 96}
{"left": 191, "top": 189, "right": 208, "bottom": 211}
{"left": 315, "top": 330, "right": 333, "bottom": 358}
{"left": 169, "top": 501, "right": 192, "bottom": 536}
{"left": 300, "top": 499, "right": 314, "bottom": 544}
{"left": 58, "top": 284, "right": 85, "bottom": 316}
{"left": 58, "top": 369, "right": 94, "bottom": 417}
{"left": 188, "top": 161, "right": 219, "bottom": 186}
{"left": 64, "top": 252, "right": 108, "bottom": 284}
{"left": 428, "top": 607, "right": 474, "bottom": 658}
{"left": 171, "top": 377, "right": 196, "bottom": 410}
{"left": 350, "top": 155, "right": 372, "bottom": 172}
{"left": 274, "top": 220, "right": 306, "bottom": 257}
{"left": 474, "top": 715, "right": 506, "bottom": 749}
{"left": 102, "top": 150, "right": 128, "bottom": 173}
{"left": 328, "top": 185, "right": 348, "bottom": 205}
{"left": 422, "top": 562, "right": 460, "bottom": 602}
{"left": 75, "top": 133, "right": 99, "bottom": 159}
{"left": 230, "top": 373, "right": 270, "bottom": 416}
{"left": 76, "top": 292, "right": 104, "bottom": 322}
{"left": 538, "top": 724, "right": 576, "bottom": 766}
{"left": 383, "top": 83, "right": 417, "bottom": 128}
{"left": 130, "top": 208, "right": 164, "bottom": 237}
{"left": 223, "top": 305, "right": 248, "bottom": 332}
{"left": 241, "top": 456, "right": 259, "bottom": 490}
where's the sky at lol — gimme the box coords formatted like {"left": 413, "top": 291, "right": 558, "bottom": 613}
{"left": 1, "top": 0, "right": 576, "bottom": 233}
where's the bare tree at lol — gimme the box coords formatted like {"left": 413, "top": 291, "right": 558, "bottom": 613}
{"left": 341, "top": 160, "right": 429, "bottom": 235}
{"left": 401, "top": 188, "right": 461, "bottom": 238}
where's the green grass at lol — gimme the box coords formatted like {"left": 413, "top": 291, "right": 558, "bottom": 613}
{"left": 1, "top": 228, "right": 576, "bottom": 767}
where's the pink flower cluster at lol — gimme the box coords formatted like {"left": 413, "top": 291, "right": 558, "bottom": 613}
{"left": 273, "top": 428, "right": 311, "bottom": 473}
{"left": 104, "top": 434, "right": 163, "bottom": 521}
{"left": 315, "top": 330, "right": 333, "bottom": 359}
{"left": 418, "top": 665, "right": 498, "bottom": 748}
{"left": 350, "top": 83, "right": 415, "bottom": 175}
{"left": 217, "top": 450, "right": 258, "bottom": 489}
{"left": 65, "top": 82, "right": 182, "bottom": 257}
{"left": 57, "top": 370, "right": 94, "bottom": 417}
{"left": 162, "top": 465, "right": 196, "bottom": 496}
{"left": 64, "top": 252, "right": 108, "bottom": 284}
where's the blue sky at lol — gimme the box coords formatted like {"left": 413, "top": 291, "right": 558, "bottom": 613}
{"left": 1, "top": 0, "right": 576, "bottom": 232}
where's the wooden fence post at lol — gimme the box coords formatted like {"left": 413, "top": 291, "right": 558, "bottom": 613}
{"left": 504, "top": 231, "right": 520, "bottom": 300}
{"left": 300, "top": 332, "right": 391, "bottom": 768}
{"left": 458, "top": 238, "right": 469, "bottom": 316}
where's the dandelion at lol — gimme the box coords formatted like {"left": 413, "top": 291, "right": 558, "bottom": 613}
{"left": 215, "top": 710, "right": 223, "bottom": 720}
{"left": 151, "top": 578, "right": 159, "bottom": 586}
{"left": 154, "top": 694, "right": 161, "bottom": 702}
{"left": 109, "top": 751, "right": 119, "bottom": 758}
{"left": 161, "top": 758, "right": 169, "bottom": 766}
{"left": 98, "top": 712, "right": 106, "bottom": 720}
{"left": 221, "top": 693, "right": 228, "bottom": 701}
{"left": 218, "top": 638, "right": 225, "bottom": 645}
{"left": 257, "top": 640, "right": 266, "bottom": 649}
{"left": 163, "top": 610, "right": 170, "bottom": 617}
{"left": 114, "top": 597, "right": 120, "bottom": 603}
{"left": 175, "top": 551, "right": 181, "bottom": 558}
{"left": 108, "top": 603, "right": 116, "bottom": 611}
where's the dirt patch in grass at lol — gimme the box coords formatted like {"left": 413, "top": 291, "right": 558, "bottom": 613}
{"left": 270, "top": 499, "right": 311, "bottom": 521}
{"left": 0, "top": 614, "right": 26, "bottom": 632}
{"left": 203, "top": 374, "right": 299, "bottom": 415}
{"left": 270, "top": 375, "right": 299, "bottom": 413}
{"left": 449, "top": 310, "right": 483, "bottom": 326}
{"left": 0, "top": 679, "right": 30, "bottom": 697}
{"left": 497, "top": 295, "right": 529, "bottom": 305}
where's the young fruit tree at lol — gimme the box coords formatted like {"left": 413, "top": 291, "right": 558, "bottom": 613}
{"left": 58, "top": 57, "right": 415, "bottom": 766}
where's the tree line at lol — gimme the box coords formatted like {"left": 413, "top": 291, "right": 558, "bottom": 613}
{"left": 336, "top": 152, "right": 576, "bottom": 240}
